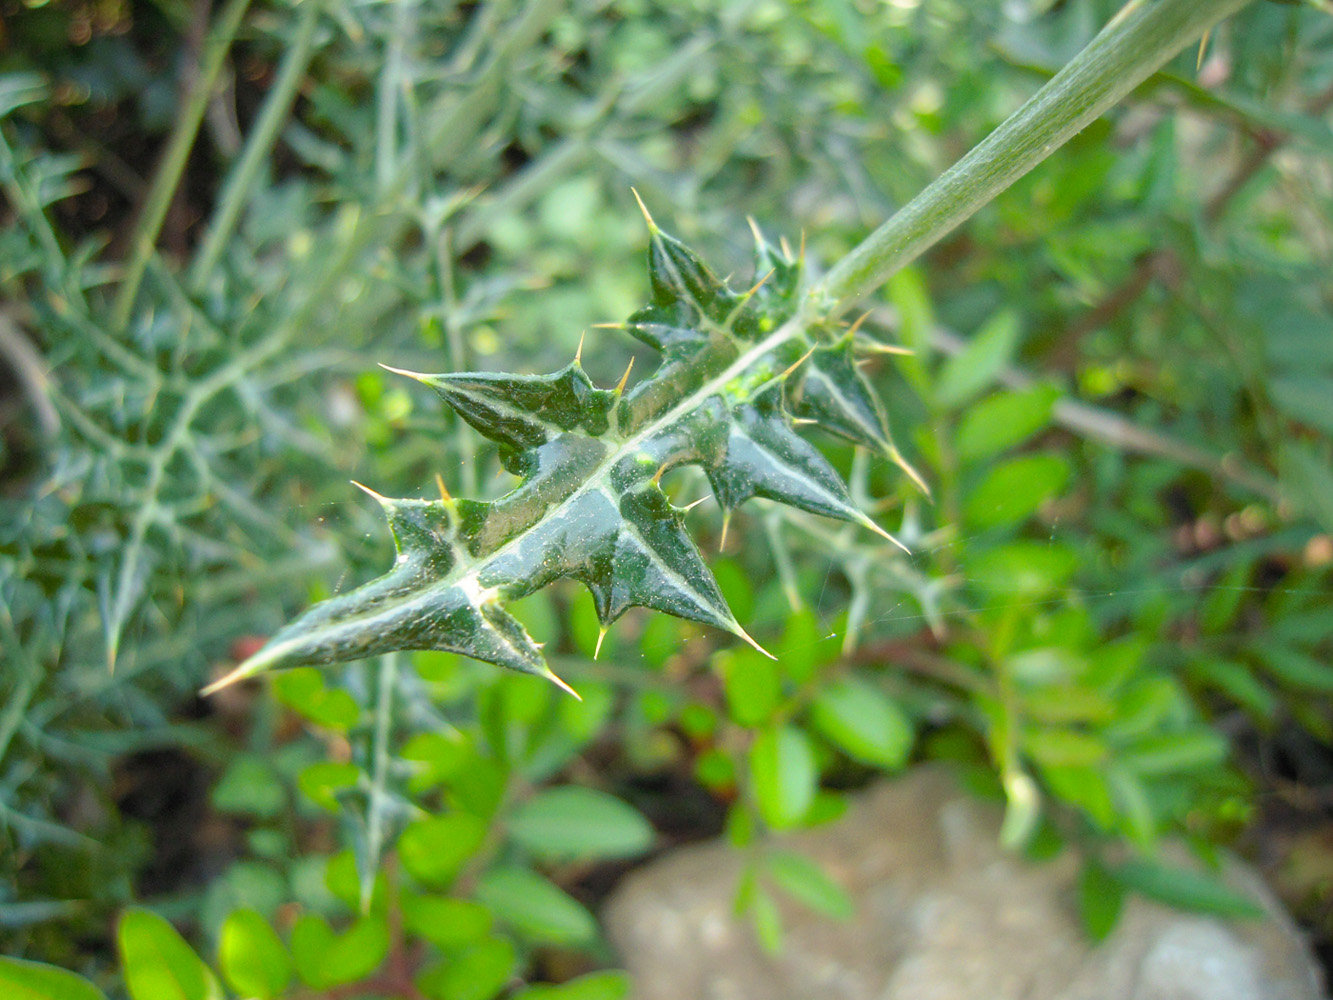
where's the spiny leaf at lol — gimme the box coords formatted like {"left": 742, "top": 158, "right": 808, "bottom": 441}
{"left": 207, "top": 211, "right": 918, "bottom": 696}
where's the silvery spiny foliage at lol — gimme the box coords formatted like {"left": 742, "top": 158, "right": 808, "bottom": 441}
{"left": 208, "top": 201, "right": 922, "bottom": 695}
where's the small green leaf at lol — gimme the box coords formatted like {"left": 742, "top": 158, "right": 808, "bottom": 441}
{"left": 324, "top": 849, "right": 375, "bottom": 911}
{"left": 289, "top": 914, "right": 389, "bottom": 989}
{"left": 415, "top": 936, "right": 517, "bottom": 1000}
{"left": 749, "top": 725, "right": 817, "bottom": 830}
{"left": 713, "top": 557, "right": 756, "bottom": 622}
{"left": 955, "top": 386, "right": 1059, "bottom": 462}
{"left": 211, "top": 756, "right": 285, "bottom": 819}
{"left": 401, "top": 893, "right": 493, "bottom": 951}
{"left": 401, "top": 731, "right": 472, "bottom": 794}
{"left": 271, "top": 669, "right": 361, "bottom": 730}
{"left": 1184, "top": 658, "right": 1276, "bottom": 720}
{"left": 764, "top": 851, "right": 854, "bottom": 920}
{"left": 1278, "top": 441, "right": 1333, "bottom": 533}
{"left": 507, "top": 787, "right": 653, "bottom": 861}
{"left": 1111, "top": 859, "right": 1264, "bottom": 919}
{"left": 1078, "top": 861, "right": 1124, "bottom": 942}
{"left": 718, "top": 648, "right": 782, "bottom": 727}
{"left": 0, "top": 957, "right": 108, "bottom": 1000}
{"left": 218, "top": 910, "right": 291, "bottom": 1000}
{"left": 475, "top": 868, "right": 598, "bottom": 945}
{"left": 450, "top": 753, "right": 510, "bottom": 820}
{"left": 809, "top": 679, "right": 913, "bottom": 769}
{"left": 1119, "top": 730, "right": 1227, "bottom": 776}
{"left": 968, "top": 542, "right": 1078, "bottom": 598}
{"left": 775, "top": 608, "right": 838, "bottom": 684}
{"left": 695, "top": 746, "right": 735, "bottom": 791}
{"left": 886, "top": 267, "right": 934, "bottom": 360}
{"left": 1257, "top": 645, "right": 1333, "bottom": 693}
{"left": 935, "top": 309, "right": 1022, "bottom": 408}
{"left": 512, "top": 971, "right": 632, "bottom": 1000}
{"left": 962, "top": 454, "right": 1069, "bottom": 529}
{"left": 1024, "top": 727, "right": 1108, "bottom": 767}
{"left": 1041, "top": 764, "right": 1115, "bottom": 830}
{"left": 117, "top": 909, "right": 221, "bottom": 1000}
{"left": 297, "top": 761, "right": 362, "bottom": 812}
{"left": 1107, "top": 766, "right": 1157, "bottom": 849}
{"left": 1021, "top": 684, "right": 1115, "bottom": 725}
{"left": 748, "top": 885, "right": 784, "bottom": 956}
{"left": 400, "top": 812, "right": 488, "bottom": 887}
{"left": 1271, "top": 375, "right": 1333, "bottom": 435}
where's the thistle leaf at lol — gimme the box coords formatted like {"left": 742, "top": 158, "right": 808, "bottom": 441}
{"left": 206, "top": 214, "right": 917, "bottom": 696}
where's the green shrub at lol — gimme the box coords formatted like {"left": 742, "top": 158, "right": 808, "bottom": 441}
{"left": 3, "top": 0, "right": 1331, "bottom": 995}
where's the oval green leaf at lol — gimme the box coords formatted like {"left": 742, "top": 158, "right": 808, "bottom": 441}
{"left": 401, "top": 893, "right": 493, "bottom": 951}
{"left": 400, "top": 812, "right": 489, "bottom": 887}
{"left": 810, "top": 679, "right": 913, "bottom": 770}
{"left": 1111, "top": 859, "right": 1264, "bottom": 920}
{"left": 507, "top": 787, "right": 654, "bottom": 861}
{"left": 955, "top": 386, "right": 1059, "bottom": 462}
{"left": 935, "top": 308, "right": 1021, "bottom": 408}
{"left": 512, "top": 971, "right": 631, "bottom": 1000}
{"left": 963, "top": 453, "right": 1069, "bottom": 530}
{"left": 764, "top": 851, "right": 854, "bottom": 920}
{"left": 117, "top": 909, "right": 221, "bottom": 1000}
{"left": 475, "top": 867, "right": 597, "bottom": 946}
{"left": 218, "top": 909, "right": 290, "bottom": 1000}
{"left": 416, "top": 936, "right": 516, "bottom": 1000}
{"left": 749, "top": 725, "right": 817, "bottom": 830}
{"left": 289, "top": 913, "right": 389, "bottom": 989}
{"left": 1078, "top": 860, "right": 1125, "bottom": 942}
{"left": 0, "top": 957, "right": 108, "bottom": 1000}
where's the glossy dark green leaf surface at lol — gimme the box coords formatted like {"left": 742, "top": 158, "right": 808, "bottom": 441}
{"left": 207, "top": 216, "right": 908, "bottom": 695}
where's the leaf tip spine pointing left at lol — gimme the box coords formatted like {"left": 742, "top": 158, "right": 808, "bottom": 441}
{"left": 351, "top": 479, "right": 388, "bottom": 503}
{"left": 630, "top": 187, "right": 657, "bottom": 232}
{"left": 379, "top": 363, "right": 432, "bottom": 384}
{"left": 200, "top": 643, "right": 281, "bottom": 696}
{"left": 732, "top": 621, "right": 777, "bottom": 661}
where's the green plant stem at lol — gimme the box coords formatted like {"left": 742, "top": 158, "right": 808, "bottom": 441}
{"left": 188, "top": 0, "right": 322, "bottom": 291}
{"left": 817, "top": 0, "right": 1255, "bottom": 313}
{"left": 112, "top": 0, "right": 253, "bottom": 330}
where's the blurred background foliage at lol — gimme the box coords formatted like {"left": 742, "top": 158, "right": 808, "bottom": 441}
{"left": 2, "top": 0, "right": 1332, "bottom": 995}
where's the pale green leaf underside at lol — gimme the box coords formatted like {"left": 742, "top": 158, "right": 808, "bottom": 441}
{"left": 206, "top": 211, "right": 912, "bottom": 695}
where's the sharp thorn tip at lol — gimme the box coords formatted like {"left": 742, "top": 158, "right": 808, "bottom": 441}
{"left": 630, "top": 187, "right": 655, "bottom": 229}
{"left": 379, "top": 363, "right": 430, "bottom": 381}
{"left": 351, "top": 480, "right": 388, "bottom": 502}
{"left": 735, "top": 623, "right": 776, "bottom": 660}
{"left": 548, "top": 669, "right": 581, "bottom": 700}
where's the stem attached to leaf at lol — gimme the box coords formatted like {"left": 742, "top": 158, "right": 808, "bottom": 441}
{"left": 816, "top": 0, "right": 1255, "bottom": 314}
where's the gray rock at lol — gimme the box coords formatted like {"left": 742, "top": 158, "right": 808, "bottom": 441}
{"left": 604, "top": 767, "right": 1326, "bottom": 1000}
